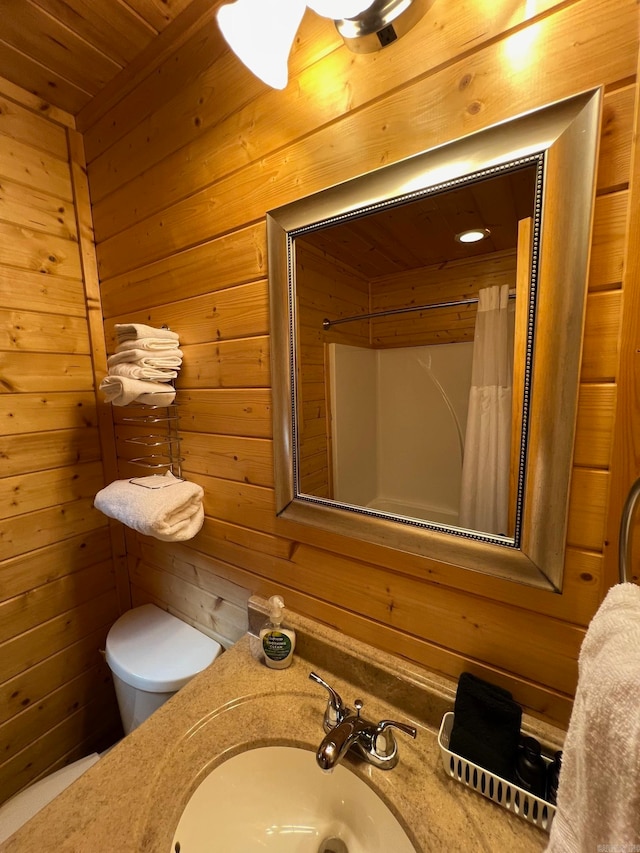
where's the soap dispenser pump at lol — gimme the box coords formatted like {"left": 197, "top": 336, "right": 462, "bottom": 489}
{"left": 260, "top": 595, "right": 296, "bottom": 669}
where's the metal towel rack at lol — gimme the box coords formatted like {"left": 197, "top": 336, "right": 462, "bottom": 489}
{"left": 104, "top": 324, "right": 184, "bottom": 478}
{"left": 618, "top": 476, "right": 640, "bottom": 584}
{"left": 121, "top": 399, "right": 184, "bottom": 478}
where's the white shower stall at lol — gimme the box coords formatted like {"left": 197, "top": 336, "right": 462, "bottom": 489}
{"left": 328, "top": 342, "right": 474, "bottom": 525}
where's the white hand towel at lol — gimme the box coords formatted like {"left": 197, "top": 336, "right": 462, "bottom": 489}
{"left": 107, "top": 348, "right": 183, "bottom": 369}
{"left": 545, "top": 582, "right": 640, "bottom": 852}
{"left": 115, "top": 323, "right": 179, "bottom": 344}
{"left": 94, "top": 472, "right": 204, "bottom": 542}
{"left": 108, "top": 363, "right": 178, "bottom": 381}
{"left": 99, "top": 375, "right": 176, "bottom": 407}
{"left": 117, "top": 338, "right": 181, "bottom": 352}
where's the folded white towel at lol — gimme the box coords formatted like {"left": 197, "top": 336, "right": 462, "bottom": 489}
{"left": 94, "top": 472, "right": 204, "bottom": 542}
{"left": 108, "top": 363, "right": 178, "bottom": 382}
{"left": 115, "top": 323, "right": 179, "bottom": 344}
{"left": 107, "top": 349, "right": 183, "bottom": 369}
{"left": 117, "top": 338, "right": 181, "bottom": 352}
{"left": 99, "top": 376, "right": 176, "bottom": 407}
{"left": 545, "top": 582, "right": 640, "bottom": 852}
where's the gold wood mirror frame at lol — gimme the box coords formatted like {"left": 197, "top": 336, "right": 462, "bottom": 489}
{"left": 267, "top": 89, "right": 602, "bottom": 591}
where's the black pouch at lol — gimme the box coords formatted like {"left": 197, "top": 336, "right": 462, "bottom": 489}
{"left": 449, "top": 672, "right": 522, "bottom": 781}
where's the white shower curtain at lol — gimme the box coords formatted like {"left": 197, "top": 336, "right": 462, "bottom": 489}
{"left": 458, "top": 284, "right": 514, "bottom": 535}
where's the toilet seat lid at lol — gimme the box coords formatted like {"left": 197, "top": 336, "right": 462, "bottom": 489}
{"left": 105, "top": 604, "right": 222, "bottom": 692}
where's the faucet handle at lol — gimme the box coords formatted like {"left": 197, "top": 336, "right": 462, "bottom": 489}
{"left": 376, "top": 719, "right": 418, "bottom": 739}
{"left": 309, "top": 672, "right": 347, "bottom": 727}
{"left": 374, "top": 719, "right": 417, "bottom": 758}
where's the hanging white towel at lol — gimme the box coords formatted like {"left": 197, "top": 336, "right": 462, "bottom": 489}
{"left": 117, "top": 338, "right": 181, "bottom": 352}
{"left": 108, "top": 363, "right": 178, "bottom": 382}
{"left": 545, "top": 582, "right": 640, "bottom": 852}
{"left": 94, "top": 472, "right": 204, "bottom": 542}
{"left": 107, "top": 348, "right": 183, "bottom": 369}
{"left": 115, "top": 323, "right": 179, "bottom": 344}
{"left": 99, "top": 376, "right": 176, "bottom": 407}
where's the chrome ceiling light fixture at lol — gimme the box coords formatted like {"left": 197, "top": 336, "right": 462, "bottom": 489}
{"left": 217, "top": 0, "right": 375, "bottom": 89}
{"left": 335, "top": 0, "right": 429, "bottom": 53}
{"left": 216, "top": 0, "right": 428, "bottom": 89}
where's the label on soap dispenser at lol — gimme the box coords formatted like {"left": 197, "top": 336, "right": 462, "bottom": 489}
{"left": 262, "top": 630, "right": 292, "bottom": 662}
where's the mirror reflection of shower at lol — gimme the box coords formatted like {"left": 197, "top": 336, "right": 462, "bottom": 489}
{"left": 328, "top": 341, "right": 472, "bottom": 526}
{"left": 293, "top": 163, "right": 537, "bottom": 540}
{"left": 327, "top": 285, "right": 515, "bottom": 535}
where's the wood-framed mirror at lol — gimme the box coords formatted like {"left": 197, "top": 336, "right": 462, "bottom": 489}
{"left": 267, "top": 88, "right": 602, "bottom": 591}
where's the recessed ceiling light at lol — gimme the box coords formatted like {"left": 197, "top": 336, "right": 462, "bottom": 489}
{"left": 455, "top": 228, "right": 491, "bottom": 244}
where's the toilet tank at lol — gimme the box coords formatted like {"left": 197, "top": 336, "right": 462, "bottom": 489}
{"left": 106, "top": 604, "right": 222, "bottom": 734}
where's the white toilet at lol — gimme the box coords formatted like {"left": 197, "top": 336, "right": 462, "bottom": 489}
{"left": 0, "top": 604, "right": 222, "bottom": 842}
{"left": 0, "top": 754, "right": 100, "bottom": 843}
{"left": 105, "top": 603, "right": 223, "bottom": 734}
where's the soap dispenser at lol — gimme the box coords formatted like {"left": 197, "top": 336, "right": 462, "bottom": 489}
{"left": 260, "top": 595, "right": 296, "bottom": 669}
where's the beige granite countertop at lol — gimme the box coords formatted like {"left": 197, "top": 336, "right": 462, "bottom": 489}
{"left": 0, "top": 602, "right": 564, "bottom": 852}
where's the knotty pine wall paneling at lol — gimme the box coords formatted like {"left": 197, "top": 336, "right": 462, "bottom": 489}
{"left": 0, "top": 78, "right": 121, "bottom": 804}
{"left": 369, "top": 251, "right": 518, "bottom": 347}
{"left": 295, "top": 241, "right": 370, "bottom": 498}
{"left": 86, "top": 0, "right": 639, "bottom": 727}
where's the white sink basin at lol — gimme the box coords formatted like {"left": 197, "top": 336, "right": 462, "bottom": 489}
{"left": 170, "top": 746, "right": 415, "bottom": 852}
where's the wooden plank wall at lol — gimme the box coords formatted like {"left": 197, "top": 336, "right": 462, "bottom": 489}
{"left": 83, "top": 0, "right": 639, "bottom": 727}
{"left": 296, "top": 241, "right": 369, "bottom": 497}
{"left": 369, "top": 251, "right": 518, "bottom": 347}
{"left": 0, "top": 79, "right": 121, "bottom": 803}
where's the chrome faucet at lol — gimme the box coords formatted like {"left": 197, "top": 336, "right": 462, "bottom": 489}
{"left": 309, "top": 671, "right": 417, "bottom": 771}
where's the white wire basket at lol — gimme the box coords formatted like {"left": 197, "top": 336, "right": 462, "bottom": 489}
{"left": 437, "top": 712, "right": 556, "bottom": 833}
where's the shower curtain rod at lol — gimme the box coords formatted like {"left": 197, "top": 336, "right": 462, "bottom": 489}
{"left": 322, "top": 292, "right": 516, "bottom": 330}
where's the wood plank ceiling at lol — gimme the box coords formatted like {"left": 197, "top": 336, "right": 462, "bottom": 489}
{"left": 298, "top": 165, "right": 538, "bottom": 279}
{"left": 0, "top": 0, "right": 201, "bottom": 114}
